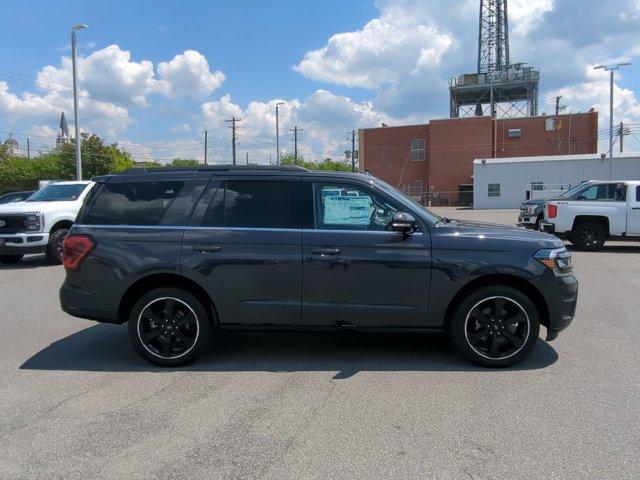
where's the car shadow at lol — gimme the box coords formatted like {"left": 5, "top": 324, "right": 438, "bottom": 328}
{"left": 0, "top": 255, "right": 56, "bottom": 270}
{"left": 20, "top": 324, "right": 558, "bottom": 378}
{"left": 565, "top": 244, "right": 640, "bottom": 254}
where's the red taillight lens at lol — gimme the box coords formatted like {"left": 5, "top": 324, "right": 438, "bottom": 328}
{"left": 548, "top": 204, "right": 558, "bottom": 219}
{"left": 63, "top": 235, "right": 95, "bottom": 271}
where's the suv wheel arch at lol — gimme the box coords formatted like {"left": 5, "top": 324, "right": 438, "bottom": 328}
{"left": 118, "top": 273, "right": 218, "bottom": 326}
{"left": 443, "top": 274, "right": 550, "bottom": 334}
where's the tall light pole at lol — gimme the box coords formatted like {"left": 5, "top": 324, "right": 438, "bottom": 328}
{"left": 593, "top": 62, "right": 630, "bottom": 164}
{"left": 275, "top": 102, "right": 285, "bottom": 165}
{"left": 71, "top": 24, "right": 88, "bottom": 180}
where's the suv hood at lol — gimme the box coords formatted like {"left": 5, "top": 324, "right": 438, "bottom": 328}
{"left": 0, "top": 200, "right": 77, "bottom": 214}
{"left": 443, "top": 219, "right": 563, "bottom": 249}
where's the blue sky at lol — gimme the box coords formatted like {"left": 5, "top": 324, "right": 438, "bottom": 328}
{"left": 2, "top": 0, "right": 640, "bottom": 163}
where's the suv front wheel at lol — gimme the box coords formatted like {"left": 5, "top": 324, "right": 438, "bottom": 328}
{"left": 128, "top": 287, "right": 211, "bottom": 366}
{"left": 450, "top": 285, "right": 540, "bottom": 368}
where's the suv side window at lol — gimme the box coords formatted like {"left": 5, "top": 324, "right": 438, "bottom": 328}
{"left": 83, "top": 180, "right": 205, "bottom": 226}
{"left": 315, "top": 183, "right": 398, "bottom": 231}
{"left": 201, "top": 180, "right": 313, "bottom": 229}
{"left": 576, "top": 183, "right": 617, "bottom": 201}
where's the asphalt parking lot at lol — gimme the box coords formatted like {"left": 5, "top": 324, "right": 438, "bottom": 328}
{"left": 1, "top": 208, "right": 639, "bottom": 480}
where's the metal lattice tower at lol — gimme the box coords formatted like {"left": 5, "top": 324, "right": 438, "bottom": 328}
{"left": 477, "top": 0, "right": 509, "bottom": 74}
{"left": 449, "top": 0, "right": 539, "bottom": 119}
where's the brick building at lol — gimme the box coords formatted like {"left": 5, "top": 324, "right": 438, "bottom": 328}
{"left": 358, "top": 111, "right": 598, "bottom": 205}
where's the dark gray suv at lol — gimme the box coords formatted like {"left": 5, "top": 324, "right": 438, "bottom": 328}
{"left": 60, "top": 166, "right": 577, "bottom": 368}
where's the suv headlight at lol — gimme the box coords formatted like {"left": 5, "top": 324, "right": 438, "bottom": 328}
{"left": 534, "top": 247, "right": 572, "bottom": 274}
{"left": 23, "top": 212, "right": 44, "bottom": 232}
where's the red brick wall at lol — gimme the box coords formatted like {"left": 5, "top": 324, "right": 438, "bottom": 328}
{"left": 359, "top": 112, "right": 598, "bottom": 201}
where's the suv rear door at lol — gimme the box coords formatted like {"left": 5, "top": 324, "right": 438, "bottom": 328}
{"left": 301, "top": 180, "right": 431, "bottom": 327}
{"left": 181, "top": 176, "right": 312, "bottom": 326}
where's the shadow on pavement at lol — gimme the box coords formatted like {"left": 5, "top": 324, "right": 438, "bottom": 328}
{"left": 21, "top": 323, "right": 558, "bottom": 378}
{"left": 0, "top": 255, "right": 56, "bottom": 270}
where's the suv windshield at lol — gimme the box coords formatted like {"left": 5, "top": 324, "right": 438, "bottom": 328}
{"left": 372, "top": 178, "right": 443, "bottom": 223}
{"left": 27, "top": 184, "right": 88, "bottom": 202}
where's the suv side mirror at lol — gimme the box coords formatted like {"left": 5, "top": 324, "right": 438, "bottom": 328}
{"left": 388, "top": 212, "right": 417, "bottom": 235}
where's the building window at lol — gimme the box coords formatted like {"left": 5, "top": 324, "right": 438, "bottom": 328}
{"left": 507, "top": 128, "right": 522, "bottom": 138}
{"left": 488, "top": 183, "right": 501, "bottom": 197}
{"left": 378, "top": 144, "right": 389, "bottom": 163}
{"left": 410, "top": 138, "right": 425, "bottom": 161}
{"left": 545, "top": 118, "right": 556, "bottom": 131}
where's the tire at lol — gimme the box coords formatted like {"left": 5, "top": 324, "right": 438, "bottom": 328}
{"left": 45, "top": 228, "right": 70, "bottom": 264}
{"left": 450, "top": 285, "right": 540, "bottom": 368}
{"left": 128, "top": 287, "right": 211, "bottom": 367}
{"left": 535, "top": 214, "right": 543, "bottom": 230}
{"left": 570, "top": 222, "right": 606, "bottom": 251}
{"left": 0, "top": 255, "right": 23, "bottom": 264}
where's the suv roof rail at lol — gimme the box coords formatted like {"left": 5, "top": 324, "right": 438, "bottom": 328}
{"left": 117, "top": 165, "right": 309, "bottom": 175}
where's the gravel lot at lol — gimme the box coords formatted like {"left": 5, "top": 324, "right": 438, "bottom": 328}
{"left": 1, "top": 208, "right": 639, "bottom": 480}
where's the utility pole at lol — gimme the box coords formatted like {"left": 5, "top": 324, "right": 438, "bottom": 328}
{"left": 204, "top": 130, "right": 208, "bottom": 165}
{"left": 225, "top": 117, "right": 241, "bottom": 165}
{"left": 290, "top": 126, "right": 302, "bottom": 162}
{"left": 594, "top": 62, "right": 630, "bottom": 161}
{"left": 350, "top": 130, "right": 356, "bottom": 172}
{"left": 275, "top": 102, "right": 284, "bottom": 165}
{"left": 619, "top": 122, "right": 625, "bottom": 153}
{"left": 27, "top": 138, "right": 30, "bottom": 160}
{"left": 71, "top": 24, "right": 88, "bottom": 180}
{"left": 555, "top": 96, "right": 561, "bottom": 117}
{"left": 245, "top": 152, "right": 249, "bottom": 165}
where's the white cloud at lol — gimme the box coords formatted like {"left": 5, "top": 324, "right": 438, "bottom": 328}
{"left": 155, "top": 50, "right": 225, "bottom": 98}
{"left": 294, "top": 6, "right": 452, "bottom": 89}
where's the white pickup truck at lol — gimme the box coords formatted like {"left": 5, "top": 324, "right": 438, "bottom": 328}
{"left": 0, "top": 181, "right": 94, "bottom": 264}
{"left": 540, "top": 180, "right": 640, "bottom": 250}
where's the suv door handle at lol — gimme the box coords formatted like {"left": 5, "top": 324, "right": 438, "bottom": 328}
{"left": 311, "top": 247, "right": 341, "bottom": 256}
{"left": 192, "top": 245, "right": 222, "bottom": 253}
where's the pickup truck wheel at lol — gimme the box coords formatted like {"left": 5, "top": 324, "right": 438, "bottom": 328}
{"left": 450, "top": 285, "right": 540, "bottom": 368}
{"left": 570, "top": 222, "right": 606, "bottom": 251}
{"left": 0, "top": 255, "right": 23, "bottom": 264}
{"left": 45, "top": 228, "right": 69, "bottom": 264}
{"left": 128, "top": 287, "right": 211, "bottom": 367}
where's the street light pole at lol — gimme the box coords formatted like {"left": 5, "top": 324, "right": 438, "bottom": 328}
{"left": 275, "top": 102, "right": 284, "bottom": 165}
{"left": 593, "top": 62, "right": 630, "bottom": 164}
{"left": 71, "top": 24, "right": 88, "bottom": 180}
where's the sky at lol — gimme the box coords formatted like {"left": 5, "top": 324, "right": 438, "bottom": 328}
{"left": 1, "top": 0, "right": 640, "bottom": 165}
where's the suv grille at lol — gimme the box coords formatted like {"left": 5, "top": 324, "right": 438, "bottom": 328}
{"left": 0, "top": 215, "right": 24, "bottom": 234}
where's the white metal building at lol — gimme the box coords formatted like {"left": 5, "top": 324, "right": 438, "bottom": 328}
{"left": 473, "top": 152, "right": 640, "bottom": 209}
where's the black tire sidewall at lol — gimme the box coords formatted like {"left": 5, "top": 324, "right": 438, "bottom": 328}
{"left": 46, "top": 228, "right": 70, "bottom": 264}
{"left": 450, "top": 285, "right": 540, "bottom": 368}
{"left": 127, "top": 287, "right": 211, "bottom": 367}
{"left": 571, "top": 223, "right": 605, "bottom": 251}
{"left": 0, "top": 255, "right": 23, "bottom": 264}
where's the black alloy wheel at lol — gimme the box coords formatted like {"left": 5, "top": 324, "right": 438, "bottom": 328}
{"left": 450, "top": 285, "right": 540, "bottom": 368}
{"left": 464, "top": 296, "right": 529, "bottom": 360}
{"left": 571, "top": 222, "right": 606, "bottom": 251}
{"left": 128, "top": 288, "right": 211, "bottom": 366}
{"left": 46, "top": 228, "right": 70, "bottom": 264}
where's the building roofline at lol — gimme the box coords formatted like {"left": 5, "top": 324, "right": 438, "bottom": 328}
{"left": 474, "top": 151, "right": 640, "bottom": 165}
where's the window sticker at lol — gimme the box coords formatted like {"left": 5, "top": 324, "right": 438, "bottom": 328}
{"left": 324, "top": 195, "right": 372, "bottom": 225}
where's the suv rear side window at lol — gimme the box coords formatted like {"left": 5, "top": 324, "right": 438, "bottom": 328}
{"left": 83, "top": 180, "right": 206, "bottom": 226}
{"left": 201, "top": 180, "right": 313, "bottom": 229}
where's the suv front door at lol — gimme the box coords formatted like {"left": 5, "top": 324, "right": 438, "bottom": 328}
{"left": 182, "top": 177, "right": 312, "bottom": 326}
{"left": 301, "top": 181, "right": 431, "bottom": 327}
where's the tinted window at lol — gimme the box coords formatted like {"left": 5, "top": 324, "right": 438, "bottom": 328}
{"left": 201, "top": 180, "right": 312, "bottom": 229}
{"left": 27, "top": 184, "right": 88, "bottom": 202}
{"left": 315, "top": 183, "right": 398, "bottom": 231}
{"left": 83, "top": 180, "right": 204, "bottom": 225}
{"left": 577, "top": 184, "right": 617, "bottom": 201}
{"left": 637, "top": 186, "right": 640, "bottom": 202}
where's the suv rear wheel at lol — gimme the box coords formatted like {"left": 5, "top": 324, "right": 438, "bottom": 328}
{"left": 0, "top": 255, "right": 23, "bottom": 264}
{"left": 570, "top": 222, "right": 606, "bottom": 251}
{"left": 46, "top": 228, "right": 70, "bottom": 264}
{"left": 450, "top": 285, "right": 540, "bottom": 368}
{"left": 128, "top": 287, "right": 211, "bottom": 366}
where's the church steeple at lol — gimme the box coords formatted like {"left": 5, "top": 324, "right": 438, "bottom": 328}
{"left": 57, "top": 111, "right": 70, "bottom": 145}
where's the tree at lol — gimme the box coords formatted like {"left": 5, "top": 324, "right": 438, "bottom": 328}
{"left": 279, "top": 154, "right": 352, "bottom": 172}
{"left": 171, "top": 158, "right": 200, "bottom": 167}
{"left": 56, "top": 133, "right": 135, "bottom": 179}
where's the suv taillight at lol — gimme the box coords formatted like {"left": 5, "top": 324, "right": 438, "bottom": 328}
{"left": 63, "top": 235, "right": 95, "bottom": 271}
{"left": 548, "top": 204, "right": 558, "bottom": 219}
